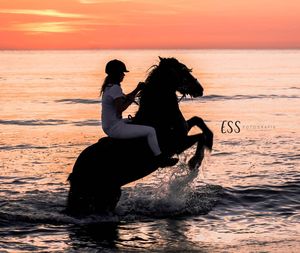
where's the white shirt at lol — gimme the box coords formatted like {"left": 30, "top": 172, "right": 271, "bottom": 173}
{"left": 101, "top": 84, "right": 125, "bottom": 133}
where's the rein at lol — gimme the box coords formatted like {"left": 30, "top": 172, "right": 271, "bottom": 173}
{"left": 177, "top": 94, "right": 186, "bottom": 103}
{"left": 134, "top": 92, "right": 186, "bottom": 105}
{"left": 133, "top": 89, "right": 187, "bottom": 106}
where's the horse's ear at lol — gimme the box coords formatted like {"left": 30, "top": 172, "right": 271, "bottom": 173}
{"left": 159, "top": 56, "right": 163, "bottom": 61}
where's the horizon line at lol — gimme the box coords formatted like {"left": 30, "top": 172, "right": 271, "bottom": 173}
{"left": 1, "top": 47, "right": 300, "bottom": 51}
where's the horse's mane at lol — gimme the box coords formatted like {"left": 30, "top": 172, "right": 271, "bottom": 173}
{"left": 140, "top": 57, "right": 185, "bottom": 97}
{"left": 135, "top": 58, "right": 183, "bottom": 123}
{"left": 145, "top": 64, "right": 161, "bottom": 83}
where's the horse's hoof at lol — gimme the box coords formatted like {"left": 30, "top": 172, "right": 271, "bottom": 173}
{"left": 188, "top": 153, "right": 204, "bottom": 170}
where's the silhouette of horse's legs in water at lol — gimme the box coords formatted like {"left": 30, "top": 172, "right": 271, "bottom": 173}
{"left": 175, "top": 116, "right": 213, "bottom": 169}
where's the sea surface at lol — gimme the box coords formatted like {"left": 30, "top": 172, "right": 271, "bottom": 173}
{"left": 0, "top": 50, "right": 299, "bottom": 252}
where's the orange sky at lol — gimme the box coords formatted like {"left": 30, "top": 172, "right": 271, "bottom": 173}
{"left": 0, "top": 0, "right": 299, "bottom": 49}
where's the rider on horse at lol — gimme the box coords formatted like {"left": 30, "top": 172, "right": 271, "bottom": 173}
{"left": 101, "top": 59, "right": 178, "bottom": 168}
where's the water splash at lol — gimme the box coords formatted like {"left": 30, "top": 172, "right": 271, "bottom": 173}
{"left": 117, "top": 151, "right": 221, "bottom": 218}
{"left": 0, "top": 151, "right": 219, "bottom": 225}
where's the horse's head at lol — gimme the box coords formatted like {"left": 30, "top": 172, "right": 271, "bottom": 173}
{"left": 157, "top": 57, "right": 203, "bottom": 97}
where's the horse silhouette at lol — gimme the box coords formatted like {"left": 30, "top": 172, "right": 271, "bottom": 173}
{"left": 67, "top": 57, "right": 213, "bottom": 214}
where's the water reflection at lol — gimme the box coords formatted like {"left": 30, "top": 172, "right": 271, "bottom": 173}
{"left": 69, "top": 222, "right": 119, "bottom": 250}
{"left": 68, "top": 219, "right": 210, "bottom": 252}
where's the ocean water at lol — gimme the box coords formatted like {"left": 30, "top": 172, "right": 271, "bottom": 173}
{"left": 0, "top": 49, "right": 299, "bottom": 252}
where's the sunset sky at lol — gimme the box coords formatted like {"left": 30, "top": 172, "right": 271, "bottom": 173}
{"left": 0, "top": 0, "right": 299, "bottom": 49}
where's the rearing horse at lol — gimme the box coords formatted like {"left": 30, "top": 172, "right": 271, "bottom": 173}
{"left": 67, "top": 57, "right": 213, "bottom": 214}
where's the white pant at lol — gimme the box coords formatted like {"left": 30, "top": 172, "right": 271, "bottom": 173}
{"left": 105, "top": 120, "right": 161, "bottom": 156}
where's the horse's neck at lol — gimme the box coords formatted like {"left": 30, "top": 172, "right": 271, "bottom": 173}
{"left": 135, "top": 86, "right": 182, "bottom": 127}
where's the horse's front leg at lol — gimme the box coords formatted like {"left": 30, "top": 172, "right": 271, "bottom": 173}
{"left": 175, "top": 133, "right": 205, "bottom": 170}
{"left": 184, "top": 116, "right": 214, "bottom": 169}
{"left": 187, "top": 116, "right": 213, "bottom": 150}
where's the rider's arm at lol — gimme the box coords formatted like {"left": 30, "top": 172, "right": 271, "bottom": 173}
{"left": 125, "top": 82, "right": 145, "bottom": 102}
{"left": 114, "top": 82, "right": 145, "bottom": 117}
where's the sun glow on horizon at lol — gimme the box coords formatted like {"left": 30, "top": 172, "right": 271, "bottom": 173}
{"left": 0, "top": 0, "right": 299, "bottom": 49}
{"left": 13, "top": 22, "right": 77, "bottom": 33}
{"left": 0, "top": 9, "right": 89, "bottom": 18}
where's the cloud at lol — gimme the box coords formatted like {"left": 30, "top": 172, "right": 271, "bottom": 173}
{"left": 13, "top": 22, "right": 77, "bottom": 33}
{"left": 8, "top": 20, "right": 110, "bottom": 33}
{"left": 0, "top": 9, "right": 89, "bottom": 18}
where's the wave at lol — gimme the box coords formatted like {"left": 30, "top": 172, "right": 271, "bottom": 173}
{"left": 4, "top": 180, "right": 298, "bottom": 226}
{"left": 0, "top": 144, "right": 48, "bottom": 151}
{"left": 0, "top": 184, "right": 222, "bottom": 227}
{"left": 181, "top": 94, "right": 300, "bottom": 102}
{"left": 40, "top": 77, "right": 54, "bottom": 80}
{"left": 55, "top": 93, "right": 300, "bottom": 105}
{"left": 0, "top": 119, "right": 68, "bottom": 126}
{"left": 72, "top": 120, "right": 99, "bottom": 126}
{"left": 0, "top": 163, "right": 223, "bottom": 226}
{"left": 0, "top": 119, "right": 100, "bottom": 127}
{"left": 219, "top": 180, "right": 300, "bottom": 215}
{"left": 55, "top": 98, "right": 100, "bottom": 104}
{"left": 1, "top": 161, "right": 298, "bottom": 227}
{"left": 0, "top": 183, "right": 222, "bottom": 226}
{"left": 0, "top": 142, "right": 91, "bottom": 151}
